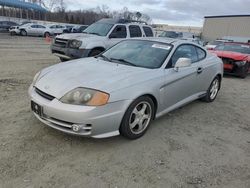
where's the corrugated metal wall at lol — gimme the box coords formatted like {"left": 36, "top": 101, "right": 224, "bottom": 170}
{"left": 202, "top": 16, "right": 250, "bottom": 42}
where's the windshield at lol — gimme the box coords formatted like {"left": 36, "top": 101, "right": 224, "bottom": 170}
{"left": 159, "top": 31, "right": 180, "bottom": 38}
{"left": 101, "top": 40, "right": 172, "bottom": 69}
{"left": 83, "top": 23, "right": 113, "bottom": 36}
{"left": 215, "top": 43, "right": 250, "bottom": 54}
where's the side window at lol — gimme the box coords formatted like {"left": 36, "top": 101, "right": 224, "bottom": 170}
{"left": 50, "top": 25, "right": 56, "bottom": 29}
{"left": 37, "top": 25, "right": 45, "bottom": 28}
{"left": 143, "top": 26, "right": 153, "bottom": 37}
{"left": 109, "top": 25, "right": 127, "bottom": 38}
{"left": 170, "top": 45, "right": 198, "bottom": 67}
{"left": 214, "top": 44, "right": 224, "bottom": 51}
{"left": 31, "top": 25, "right": 37, "bottom": 28}
{"left": 196, "top": 47, "right": 206, "bottom": 60}
{"left": 129, "top": 25, "right": 142, "bottom": 38}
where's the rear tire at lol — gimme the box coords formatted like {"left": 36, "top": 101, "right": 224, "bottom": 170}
{"left": 119, "top": 96, "right": 155, "bottom": 139}
{"left": 88, "top": 49, "right": 103, "bottom": 57}
{"left": 202, "top": 76, "right": 220, "bottom": 102}
{"left": 20, "top": 30, "right": 27, "bottom": 36}
{"left": 59, "top": 57, "right": 68, "bottom": 62}
{"left": 44, "top": 32, "right": 51, "bottom": 38}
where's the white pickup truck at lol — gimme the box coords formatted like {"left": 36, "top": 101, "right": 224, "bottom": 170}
{"left": 51, "top": 18, "right": 154, "bottom": 61}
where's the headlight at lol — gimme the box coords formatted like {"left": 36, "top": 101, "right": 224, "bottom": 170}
{"left": 32, "top": 71, "right": 41, "bottom": 86}
{"left": 69, "top": 40, "right": 82, "bottom": 48}
{"left": 235, "top": 61, "right": 247, "bottom": 67}
{"left": 60, "top": 88, "right": 109, "bottom": 106}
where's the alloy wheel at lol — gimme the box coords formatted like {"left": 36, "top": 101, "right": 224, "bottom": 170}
{"left": 129, "top": 102, "right": 152, "bottom": 134}
{"left": 210, "top": 79, "right": 219, "bottom": 100}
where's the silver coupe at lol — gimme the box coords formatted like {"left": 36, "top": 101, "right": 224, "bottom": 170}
{"left": 29, "top": 38, "right": 223, "bottom": 139}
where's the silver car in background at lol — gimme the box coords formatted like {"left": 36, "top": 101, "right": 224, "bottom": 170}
{"left": 19, "top": 23, "right": 66, "bottom": 37}
{"left": 29, "top": 38, "right": 223, "bottom": 139}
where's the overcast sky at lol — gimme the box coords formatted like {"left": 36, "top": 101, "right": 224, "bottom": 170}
{"left": 65, "top": 0, "right": 250, "bottom": 26}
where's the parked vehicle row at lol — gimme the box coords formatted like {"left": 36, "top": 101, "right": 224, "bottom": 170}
{"left": 158, "top": 30, "right": 205, "bottom": 46}
{"left": 7, "top": 22, "right": 89, "bottom": 37}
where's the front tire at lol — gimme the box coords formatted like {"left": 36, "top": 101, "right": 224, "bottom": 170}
{"left": 20, "top": 30, "right": 27, "bottom": 36}
{"left": 239, "top": 63, "right": 249, "bottom": 79}
{"left": 59, "top": 57, "right": 68, "bottom": 62}
{"left": 120, "top": 96, "right": 155, "bottom": 139}
{"left": 202, "top": 76, "right": 220, "bottom": 102}
{"left": 88, "top": 49, "right": 103, "bottom": 57}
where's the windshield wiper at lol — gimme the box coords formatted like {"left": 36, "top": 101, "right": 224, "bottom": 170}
{"left": 110, "top": 58, "right": 138, "bottom": 67}
{"left": 96, "top": 54, "right": 112, "bottom": 62}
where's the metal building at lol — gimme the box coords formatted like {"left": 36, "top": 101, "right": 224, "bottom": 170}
{"left": 0, "top": 0, "right": 46, "bottom": 20}
{"left": 202, "top": 15, "right": 250, "bottom": 42}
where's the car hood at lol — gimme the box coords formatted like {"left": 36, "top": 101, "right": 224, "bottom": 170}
{"left": 35, "top": 58, "right": 152, "bottom": 99}
{"left": 211, "top": 50, "right": 249, "bottom": 61}
{"left": 56, "top": 33, "right": 104, "bottom": 40}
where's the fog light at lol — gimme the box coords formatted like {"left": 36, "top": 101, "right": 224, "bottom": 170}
{"left": 72, "top": 124, "right": 81, "bottom": 132}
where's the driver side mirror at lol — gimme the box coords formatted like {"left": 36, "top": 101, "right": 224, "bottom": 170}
{"left": 174, "top": 58, "right": 191, "bottom": 71}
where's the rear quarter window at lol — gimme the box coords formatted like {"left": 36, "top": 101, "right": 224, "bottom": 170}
{"left": 143, "top": 26, "right": 153, "bottom": 37}
{"left": 196, "top": 47, "right": 206, "bottom": 60}
{"left": 129, "top": 25, "right": 142, "bottom": 38}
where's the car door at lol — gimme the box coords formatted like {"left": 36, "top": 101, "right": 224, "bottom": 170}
{"left": 162, "top": 44, "right": 204, "bottom": 109}
{"left": 107, "top": 25, "right": 127, "bottom": 49}
{"left": 28, "top": 25, "right": 38, "bottom": 35}
{"left": 49, "top": 25, "right": 57, "bottom": 35}
{"left": 37, "top": 25, "right": 46, "bottom": 36}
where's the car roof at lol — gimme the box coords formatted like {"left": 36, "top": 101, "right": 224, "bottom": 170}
{"left": 96, "top": 18, "right": 149, "bottom": 25}
{"left": 128, "top": 37, "right": 198, "bottom": 46}
{"left": 224, "top": 42, "right": 250, "bottom": 46}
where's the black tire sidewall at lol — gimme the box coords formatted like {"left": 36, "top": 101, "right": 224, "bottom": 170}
{"left": 59, "top": 57, "right": 67, "bottom": 62}
{"left": 239, "top": 63, "right": 249, "bottom": 78}
{"left": 44, "top": 32, "right": 50, "bottom": 37}
{"left": 119, "top": 96, "right": 155, "bottom": 139}
{"left": 21, "top": 30, "right": 27, "bottom": 36}
{"left": 88, "top": 49, "right": 102, "bottom": 57}
{"left": 205, "top": 76, "right": 220, "bottom": 102}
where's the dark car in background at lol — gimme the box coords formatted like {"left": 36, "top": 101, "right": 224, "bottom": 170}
{"left": 72, "top": 25, "right": 88, "bottom": 33}
{"left": 210, "top": 42, "right": 250, "bottom": 78}
{"left": 63, "top": 25, "right": 75, "bottom": 33}
{"left": 159, "top": 31, "right": 181, "bottom": 38}
{"left": 0, "top": 21, "right": 18, "bottom": 31}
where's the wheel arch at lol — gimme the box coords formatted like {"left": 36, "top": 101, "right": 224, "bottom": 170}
{"left": 91, "top": 46, "right": 106, "bottom": 52}
{"left": 216, "top": 73, "right": 222, "bottom": 90}
{"left": 141, "top": 94, "right": 158, "bottom": 119}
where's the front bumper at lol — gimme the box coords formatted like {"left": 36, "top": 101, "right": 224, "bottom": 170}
{"left": 28, "top": 85, "right": 132, "bottom": 138}
{"left": 9, "top": 29, "right": 20, "bottom": 34}
{"left": 223, "top": 62, "right": 249, "bottom": 76}
{"left": 51, "top": 44, "right": 91, "bottom": 60}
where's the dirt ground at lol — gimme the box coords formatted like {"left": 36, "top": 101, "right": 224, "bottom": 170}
{"left": 0, "top": 33, "right": 249, "bottom": 188}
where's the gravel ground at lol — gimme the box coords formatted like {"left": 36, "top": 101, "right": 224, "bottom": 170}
{"left": 0, "top": 33, "right": 249, "bottom": 188}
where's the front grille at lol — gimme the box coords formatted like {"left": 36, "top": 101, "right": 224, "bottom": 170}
{"left": 221, "top": 57, "right": 234, "bottom": 65}
{"left": 54, "top": 38, "right": 68, "bottom": 48}
{"left": 35, "top": 88, "right": 55, "bottom": 101}
{"left": 52, "top": 49, "right": 65, "bottom": 55}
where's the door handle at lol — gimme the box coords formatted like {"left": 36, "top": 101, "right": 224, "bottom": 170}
{"left": 197, "top": 67, "right": 203, "bottom": 74}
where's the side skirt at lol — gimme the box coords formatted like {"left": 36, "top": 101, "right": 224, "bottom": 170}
{"left": 155, "top": 92, "right": 206, "bottom": 119}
